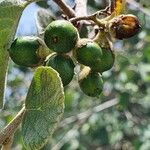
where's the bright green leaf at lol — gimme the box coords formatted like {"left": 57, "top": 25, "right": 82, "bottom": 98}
{"left": 22, "top": 66, "right": 65, "bottom": 150}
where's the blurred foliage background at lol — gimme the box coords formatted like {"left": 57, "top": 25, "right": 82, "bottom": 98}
{"left": 0, "top": 0, "right": 150, "bottom": 149}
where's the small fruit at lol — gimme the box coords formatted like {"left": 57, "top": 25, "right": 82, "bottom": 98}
{"left": 79, "top": 67, "right": 103, "bottom": 97}
{"left": 93, "top": 31, "right": 115, "bottom": 72}
{"left": 8, "top": 36, "right": 44, "bottom": 67}
{"left": 99, "top": 48, "right": 115, "bottom": 72}
{"left": 46, "top": 54, "right": 75, "bottom": 86}
{"left": 75, "top": 39, "right": 103, "bottom": 71}
{"left": 44, "top": 20, "right": 78, "bottom": 53}
{"left": 109, "top": 14, "right": 141, "bottom": 39}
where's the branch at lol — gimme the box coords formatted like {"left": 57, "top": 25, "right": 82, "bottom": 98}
{"left": 74, "top": 0, "right": 89, "bottom": 28}
{"left": 1, "top": 136, "right": 13, "bottom": 150}
{"left": 0, "top": 107, "right": 26, "bottom": 145}
{"left": 70, "top": 11, "right": 110, "bottom": 28}
{"left": 59, "top": 98, "right": 118, "bottom": 128}
{"left": 70, "top": 9, "right": 109, "bottom": 22}
{"left": 70, "top": 15, "right": 95, "bottom": 23}
{"left": 52, "top": 125, "right": 79, "bottom": 150}
{"left": 53, "top": 98, "right": 118, "bottom": 150}
{"left": 110, "top": 0, "right": 115, "bottom": 13}
{"left": 53, "top": 0, "right": 75, "bottom": 18}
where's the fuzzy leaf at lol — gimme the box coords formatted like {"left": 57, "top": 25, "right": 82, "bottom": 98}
{"left": 0, "top": 0, "right": 24, "bottom": 108}
{"left": 22, "top": 66, "right": 65, "bottom": 150}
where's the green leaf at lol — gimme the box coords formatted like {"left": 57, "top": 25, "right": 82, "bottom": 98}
{"left": 0, "top": 0, "right": 25, "bottom": 108}
{"left": 0, "top": 47, "right": 9, "bottom": 108}
{"left": 22, "top": 66, "right": 65, "bottom": 150}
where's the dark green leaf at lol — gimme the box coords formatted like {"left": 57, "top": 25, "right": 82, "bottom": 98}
{"left": 22, "top": 66, "right": 65, "bottom": 150}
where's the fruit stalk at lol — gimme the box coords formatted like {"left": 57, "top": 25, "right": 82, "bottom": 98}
{"left": 0, "top": 107, "right": 25, "bottom": 145}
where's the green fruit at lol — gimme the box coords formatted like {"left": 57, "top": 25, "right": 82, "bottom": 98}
{"left": 8, "top": 36, "right": 44, "bottom": 67}
{"left": 93, "top": 31, "right": 115, "bottom": 72}
{"left": 99, "top": 48, "right": 115, "bottom": 73}
{"left": 75, "top": 39, "right": 103, "bottom": 70}
{"left": 44, "top": 20, "right": 78, "bottom": 53}
{"left": 46, "top": 54, "right": 75, "bottom": 86}
{"left": 79, "top": 67, "right": 103, "bottom": 97}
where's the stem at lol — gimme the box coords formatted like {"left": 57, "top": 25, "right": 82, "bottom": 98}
{"left": 70, "top": 5, "right": 112, "bottom": 27}
{"left": 74, "top": 0, "right": 88, "bottom": 28}
{"left": 70, "top": 12, "right": 106, "bottom": 28}
{"left": 0, "top": 107, "right": 26, "bottom": 145}
{"left": 70, "top": 15, "right": 95, "bottom": 23}
{"left": 53, "top": 0, "right": 75, "bottom": 18}
{"left": 1, "top": 136, "right": 13, "bottom": 150}
{"left": 110, "top": 0, "right": 115, "bottom": 13}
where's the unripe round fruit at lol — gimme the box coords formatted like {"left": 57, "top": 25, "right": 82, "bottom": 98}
{"left": 98, "top": 48, "right": 115, "bottom": 73}
{"left": 46, "top": 54, "right": 75, "bottom": 86}
{"left": 75, "top": 39, "right": 103, "bottom": 70}
{"left": 93, "top": 31, "right": 115, "bottom": 72}
{"left": 78, "top": 67, "right": 103, "bottom": 97}
{"left": 44, "top": 20, "right": 78, "bottom": 53}
{"left": 8, "top": 36, "right": 44, "bottom": 67}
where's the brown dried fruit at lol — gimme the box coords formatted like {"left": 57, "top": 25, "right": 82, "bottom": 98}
{"left": 108, "top": 14, "right": 141, "bottom": 39}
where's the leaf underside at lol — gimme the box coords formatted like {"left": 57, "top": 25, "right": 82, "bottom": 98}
{"left": 22, "top": 67, "right": 65, "bottom": 150}
{"left": 0, "top": 0, "right": 24, "bottom": 108}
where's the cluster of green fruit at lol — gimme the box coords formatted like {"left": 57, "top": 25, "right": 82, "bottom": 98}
{"left": 9, "top": 16, "right": 139, "bottom": 97}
